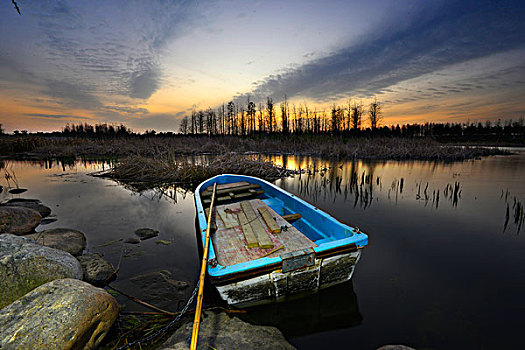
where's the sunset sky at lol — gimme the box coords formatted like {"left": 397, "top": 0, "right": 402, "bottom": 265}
{"left": 1, "top": 0, "right": 524, "bottom": 133}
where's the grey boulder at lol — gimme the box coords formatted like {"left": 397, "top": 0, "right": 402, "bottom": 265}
{"left": 0, "top": 206, "right": 41, "bottom": 234}
{"left": 25, "top": 228, "right": 87, "bottom": 256}
{"left": 2, "top": 198, "right": 52, "bottom": 218}
{"left": 0, "top": 234, "right": 83, "bottom": 308}
{"left": 134, "top": 227, "right": 159, "bottom": 240}
{"left": 160, "top": 311, "right": 296, "bottom": 350}
{"left": 77, "top": 253, "right": 116, "bottom": 285}
{"left": 0, "top": 278, "right": 119, "bottom": 350}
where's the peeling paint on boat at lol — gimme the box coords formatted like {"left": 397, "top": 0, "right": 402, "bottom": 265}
{"left": 215, "top": 252, "right": 360, "bottom": 306}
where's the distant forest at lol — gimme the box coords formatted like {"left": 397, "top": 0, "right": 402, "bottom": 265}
{"left": 176, "top": 98, "right": 525, "bottom": 141}
{"left": 1, "top": 96, "right": 524, "bottom": 142}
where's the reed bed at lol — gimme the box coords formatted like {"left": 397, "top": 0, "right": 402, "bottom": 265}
{"left": 0, "top": 135, "right": 506, "bottom": 161}
{"left": 107, "top": 154, "right": 292, "bottom": 186}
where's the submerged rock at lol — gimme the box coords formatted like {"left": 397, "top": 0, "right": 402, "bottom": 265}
{"left": 77, "top": 253, "right": 116, "bottom": 285}
{"left": 8, "top": 188, "right": 27, "bottom": 194}
{"left": 160, "top": 311, "right": 296, "bottom": 350}
{"left": 134, "top": 227, "right": 159, "bottom": 240}
{"left": 40, "top": 217, "right": 58, "bottom": 225}
{"left": 0, "top": 206, "right": 41, "bottom": 234}
{"left": 124, "top": 236, "right": 140, "bottom": 244}
{"left": 0, "top": 234, "right": 83, "bottom": 308}
{"left": 0, "top": 278, "right": 119, "bottom": 350}
{"left": 2, "top": 198, "right": 39, "bottom": 203}
{"left": 126, "top": 270, "right": 189, "bottom": 312}
{"left": 377, "top": 346, "right": 416, "bottom": 350}
{"left": 2, "top": 198, "right": 52, "bottom": 218}
{"left": 25, "top": 228, "right": 87, "bottom": 256}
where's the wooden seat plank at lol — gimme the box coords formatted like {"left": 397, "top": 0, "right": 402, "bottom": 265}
{"left": 202, "top": 183, "right": 261, "bottom": 197}
{"left": 206, "top": 181, "right": 249, "bottom": 192}
{"left": 236, "top": 210, "right": 259, "bottom": 248}
{"left": 282, "top": 213, "right": 301, "bottom": 222}
{"left": 217, "top": 208, "right": 238, "bottom": 229}
{"left": 241, "top": 201, "right": 274, "bottom": 249}
{"left": 257, "top": 206, "right": 281, "bottom": 234}
{"left": 203, "top": 190, "right": 264, "bottom": 205}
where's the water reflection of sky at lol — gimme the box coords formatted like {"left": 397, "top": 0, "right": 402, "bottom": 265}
{"left": 1, "top": 152, "right": 525, "bottom": 350}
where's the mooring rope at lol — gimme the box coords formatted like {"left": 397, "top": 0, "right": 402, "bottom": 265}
{"left": 115, "top": 280, "right": 200, "bottom": 350}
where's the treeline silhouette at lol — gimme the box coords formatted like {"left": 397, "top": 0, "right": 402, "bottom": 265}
{"left": 178, "top": 97, "right": 525, "bottom": 140}
{"left": 178, "top": 97, "right": 384, "bottom": 136}
{"left": 2, "top": 113, "right": 524, "bottom": 142}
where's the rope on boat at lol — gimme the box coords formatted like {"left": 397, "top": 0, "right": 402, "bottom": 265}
{"left": 190, "top": 182, "right": 217, "bottom": 350}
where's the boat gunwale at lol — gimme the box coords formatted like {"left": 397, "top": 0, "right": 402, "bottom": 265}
{"left": 194, "top": 174, "right": 368, "bottom": 279}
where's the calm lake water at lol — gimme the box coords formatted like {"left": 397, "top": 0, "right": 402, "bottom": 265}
{"left": 1, "top": 150, "right": 524, "bottom": 350}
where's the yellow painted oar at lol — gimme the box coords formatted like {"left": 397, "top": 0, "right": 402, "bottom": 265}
{"left": 190, "top": 182, "right": 217, "bottom": 350}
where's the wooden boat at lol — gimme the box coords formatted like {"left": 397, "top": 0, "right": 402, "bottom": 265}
{"left": 195, "top": 174, "right": 368, "bottom": 307}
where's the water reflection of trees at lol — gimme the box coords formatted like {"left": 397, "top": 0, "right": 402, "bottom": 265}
{"left": 291, "top": 159, "right": 377, "bottom": 209}
{"left": 502, "top": 190, "right": 524, "bottom": 234}
{"left": 281, "top": 156, "right": 463, "bottom": 210}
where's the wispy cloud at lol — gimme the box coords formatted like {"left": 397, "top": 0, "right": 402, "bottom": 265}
{"left": 41, "top": 79, "right": 102, "bottom": 110}
{"left": 3, "top": 0, "right": 208, "bottom": 103}
{"left": 238, "top": 0, "right": 525, "bottom": 104}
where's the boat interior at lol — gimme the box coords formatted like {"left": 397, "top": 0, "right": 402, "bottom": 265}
{"left": 202, "top": 181, "right": 320, "bottom": 266}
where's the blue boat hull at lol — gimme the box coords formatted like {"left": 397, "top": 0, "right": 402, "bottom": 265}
{"left": 195, "top": 174, "right": 368, "bottom": 306}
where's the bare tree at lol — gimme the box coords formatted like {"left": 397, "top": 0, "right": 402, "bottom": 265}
{"left": 179, "top": 116, "right": 189, "bottom": 134}
{"left": 246, "top": 98, "right": 256, "bottom": 135}
{"left": 331, "top": 104, "right": 344, "bottom": 134}
{"left": 190, "top": 111, "right": 197, "bottom": 134}
{"left": 351, "top": 102, "right": 363, "bottom": 130}
{"left": 197, "top": 110, "right": 205, "bottom": 134}
{"left": 240, "top": 108, "right": 246, "bottom": 136}
{"left": 266, "top": 97, "right": 275, "bottom": 133}
{"left": 281, "top": 95, "right": 289, "bottom": 135}
{"left": 217, "top": 104, "right": 225, "bottom": 135}
{"left": 368, "top": 97, "right": 383, "bottom": 129}
{"left": 258, "top": 103, "right": 264, "bottom": 133}
{"left": 226, "top": 101, "right": 235, "bottom": 135}
{"left": 206, "top": 108, "right": 217, "bottom": 135}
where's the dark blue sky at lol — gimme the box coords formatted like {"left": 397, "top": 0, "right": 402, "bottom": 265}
{"left": 1, "top": 0, "right": 524, "bottom": 132}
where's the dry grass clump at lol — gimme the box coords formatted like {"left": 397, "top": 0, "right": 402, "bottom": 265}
{"left": 107, "top": 154, "right": 291, "bottom": 186}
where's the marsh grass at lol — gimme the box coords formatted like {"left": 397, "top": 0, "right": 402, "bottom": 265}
{"left": 106, "top": 154, "right": 292, "bottom": 189}
{"left": 0, "top": 135, "right": 507, "bottom": 161}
